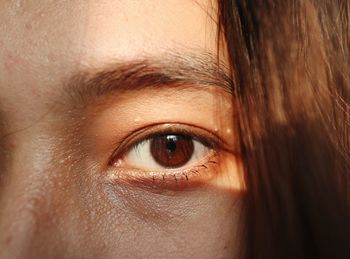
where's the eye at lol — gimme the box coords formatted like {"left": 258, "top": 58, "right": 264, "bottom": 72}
{"left": 108, "top": 124, "right": 221, "bottom": 185}
{"left": 123, "top": 134, "right": 212, "bottom": 170}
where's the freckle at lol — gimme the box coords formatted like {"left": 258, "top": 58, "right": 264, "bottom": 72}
{"left": 5, "top": 235, "right": 12, "bottom": 246}
{"left": 25, "top": 21, "right": 33, "bottom": 30}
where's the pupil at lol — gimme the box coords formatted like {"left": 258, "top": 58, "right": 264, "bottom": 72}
{"left": 166, "top": 139, "right": 176, "bottom": 153}
{"left": 150, "top": 134, "right": 194, "bottom": 168}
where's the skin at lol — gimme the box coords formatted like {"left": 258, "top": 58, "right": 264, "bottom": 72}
{"left": 0, "top": 1, "right": 243, "bottom": 258}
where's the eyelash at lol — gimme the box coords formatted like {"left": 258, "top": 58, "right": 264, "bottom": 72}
{"left": 106, "top": 124, "right": 222, "bottom": 188}
{"left": 107, "top": 159, "right": 219, "bottom": 190}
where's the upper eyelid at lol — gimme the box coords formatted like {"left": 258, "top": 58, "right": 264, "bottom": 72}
{"left": 131, "top": 133, "right": 215, "bottom": 151}
{"left": 108, "top": 123, "right": 223, "bottom": 165}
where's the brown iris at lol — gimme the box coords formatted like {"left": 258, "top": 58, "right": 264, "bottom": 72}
{"left": 150, "top": 134, "right": 194, "bottom": 168}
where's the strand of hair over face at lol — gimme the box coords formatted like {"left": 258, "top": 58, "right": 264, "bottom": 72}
{"left": 217, "top": 1, "right": 350, "bottom": 258}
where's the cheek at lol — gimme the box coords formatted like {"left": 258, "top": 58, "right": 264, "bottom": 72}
{"left": 79, "top": 181, "right": 242, "bottom": 258}
{"left": 44, "top": 145, "right": 242, "bottom": 258}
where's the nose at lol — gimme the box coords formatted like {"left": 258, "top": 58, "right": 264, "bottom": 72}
{"left": 0, "top": 130, "right": 60, "bottom": 258}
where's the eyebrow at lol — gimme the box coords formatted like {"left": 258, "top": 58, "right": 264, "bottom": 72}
{"left": 62, "top": 51, "right": 232, "bottom": 108}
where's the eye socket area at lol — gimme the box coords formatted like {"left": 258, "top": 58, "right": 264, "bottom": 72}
{"left": 102, "top": 123, "right": 248, "bottom": 191}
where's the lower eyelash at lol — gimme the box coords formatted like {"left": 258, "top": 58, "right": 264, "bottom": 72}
{"left": 105, "top": 156, "right": 219, "bottom": 190}
{"left": 157, "top": 159, "right": 218, "bottom": 183}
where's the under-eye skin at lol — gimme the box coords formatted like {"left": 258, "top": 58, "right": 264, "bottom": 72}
{"left": 107, "top": 123, "right": 222, "bottom": 189}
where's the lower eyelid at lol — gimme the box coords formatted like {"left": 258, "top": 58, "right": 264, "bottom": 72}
{"left": 105, "top": 152, "right": 220, "bottom": 190}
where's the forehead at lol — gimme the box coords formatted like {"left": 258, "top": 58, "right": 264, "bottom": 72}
{"left": 0, "top": 0, "right": 218, "bottom": 126}
{"left": 0, "top": 0, "right": 217, "bottom": 74}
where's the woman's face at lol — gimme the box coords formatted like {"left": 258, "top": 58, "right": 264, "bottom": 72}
{"left": 0, "top": 1, "right": 243, "bottom": 258}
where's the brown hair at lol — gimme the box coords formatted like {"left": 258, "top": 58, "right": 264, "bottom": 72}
{"left": 217, "top": 1, "right": 350, "bottom": 258}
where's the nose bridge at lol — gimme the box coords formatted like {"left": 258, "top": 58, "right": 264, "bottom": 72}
{"left": 0, "top": 128, "right": 55, "bottom": 257}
